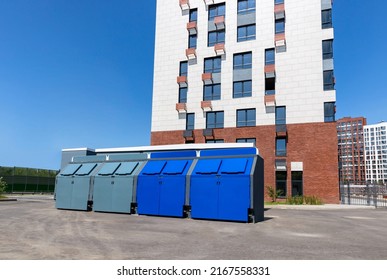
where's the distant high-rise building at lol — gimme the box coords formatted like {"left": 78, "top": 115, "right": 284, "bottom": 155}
{"left": 337, "top": 117, "right": 367, "bottom": 183}
{"left": 364, "top": 122, "right": 387, "bottom": 183}
{"left": 151, "top": 0, "right": 339, "bottom": 202}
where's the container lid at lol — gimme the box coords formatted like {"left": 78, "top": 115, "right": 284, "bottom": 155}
{"left": 75, "top": 163, "right": 97, "bottom": 176}
{"left": 220, "top": 158, "right": 248, "bottom": 174}
{"left": 194, "top": 159, "right": 222, "bottom": 175}
{"left": 162, "top": 160, "right": 188, "bottom": 175}
{"left": 115, "top": 162, "right": 139, "bottom": 176}
{"left": 60, "top": 164, "right": 82, "bottom": 176}
{"left": 142, "top": 161, "right": 167, "bottom": 175}
{"left": 98, "top": 162, "right": 121, "bottom": 176}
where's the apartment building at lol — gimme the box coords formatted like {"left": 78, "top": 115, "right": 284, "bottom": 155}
{"left": 151, "top": 0, "right": 338, "bottom": 202}
{"left": 337, "top": 117, "right": 367, "bottom": 183}
{"left": 364, "top": 122, "right": 387, "bottom": 183}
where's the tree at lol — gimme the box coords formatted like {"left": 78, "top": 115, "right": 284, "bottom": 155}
{"left": 0, "top": 177, "right": 7, "bottom": 196}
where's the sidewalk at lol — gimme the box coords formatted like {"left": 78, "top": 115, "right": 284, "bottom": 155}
{"left": 6, "top": 194, "right": 54, "bottom": 200}
{"left": 266, "top": 203, "right": 376, "bottom": 210}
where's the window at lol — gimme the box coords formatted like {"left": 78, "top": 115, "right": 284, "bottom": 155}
{"left": 276, "top": 171, "right": 287, "bottom": 197}
{"left": 179, "top": 61, "right": 188, "bottom": 76}
{"left": 323, "top": 70, "right": 335, "bottom": 90}
{"left": 322, "top": 9, "right": 332, "bottom": 29}
{"left": 265, "top": 49, "right": 275, "bottom": 65}
{"left": 208, "top": 30, "right": 225, "bottom": 47}
{"left": 189, "top": 34, "right": 197, "bottom": 48}
{"left": 237, "top": 138, "right": 256, "bottom": 144}
{"left": 204, "top": 84, "right": 221, "bottom": 100}
{"left": 275, "top": 18, "right": 285, "bottom": 34}
{"left": 237, "top": 109, "right": 256, "bottom": 127}
{"left": 265, "top": 77, "right": 275, "bottom": 95}
{"left": 275, "top": 0, "right": 284, "bottom": 4}
{"left": 206, "top": 111, "right": 224, "bottom": 129}
{"left": 292, "top": 171, "right": 303, "bottom": 196}
{"left": 237, "top": 24, "right": 256, "bottom": 42}
{"left": 206, "top": 139, "right": 225, "bottom": 143}
{"left": 276, "top": 138, "right": 287, "bottom": 156}
{"left": 322, "top": 40, "right": 333, "bottom": 59}
{"left": 237, "top": 0, "right": 256, "bottom": 14}
{"left": 233, "top": 52, "right": 252, "bottom": 70}
{"left": 204, "top": 57, "right": 222, "bottom": 73}
{"left": 189, "top": 8, "right": 198, "bottom": 22}
{"left": 208, "top": 3, "right": 225, "bottom": 21}
{"left": 179, "top": 87, "right": 187, "bottom": 103}
{"left": 186, "top": 113, "right": 195, "bottom": 130}
{"left": 233, "top": 81, "right": 252, "bottom": 98}
{"left": 324, "top": 102, "right": 335, "bottom": 122}
{"left": 275, "top": 106, "right": 286, "bottom": 125}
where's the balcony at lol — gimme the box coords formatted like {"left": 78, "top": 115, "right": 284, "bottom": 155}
{"left": 186, "top": 21, "right": 197, "bottom": 35}
{"left": 275, "top": 159, "right": 287, "bottom": 171}
{"left": 185, "top": 48, "right": 197, "bottom": 60}
{"left": 176, "top": 103, "right": 187, "bottom": 113}
{"left": 179, "top": 0, "right": 190, "bottom": 11}
{"left": 202, "top": 73, "right": 213, "bottom": 85}
{"left": 214, "top": 16, "right": 225, "bottom": 30}
{"left": 203, "top": 0, "right": 214, "bottom": 5}
{"left": 201, "top": 100, "right": 212, "bottom": 112}
{"left": 275, "top": 33, "right": 286, "bottom": 47}
{"left": 203, "top": 128, "right": 214, "bottom": 138}
{"left": 177, "top": 76, "right": 188, "bottom": 87}
{"left": 264, "top": 94, "right": 276, "bottom": 107}
{"left": 264, "top": 64, "right": 276, "bottom": 78}
{"left": 274, "top": 3, "right": 285, "bottom": 19}
{"left": 276, "top": 124, "right": 287, "bottom": 137}
{"left": 214, "top": 43, "right": 225, "bottom": 55}
{"left": 183, "top": 129, "right": 194, "bottom": 140}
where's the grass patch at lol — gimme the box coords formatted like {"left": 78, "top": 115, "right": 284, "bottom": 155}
{"left": 264, "top": 201, "right": 287, "bottom": 205}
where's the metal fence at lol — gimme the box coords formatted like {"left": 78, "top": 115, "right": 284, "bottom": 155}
{"left": 0, "top": 166, "right": 58, "bottom": 194}
{"left": 340, "top": 182, "right": 387, "bottom": 208}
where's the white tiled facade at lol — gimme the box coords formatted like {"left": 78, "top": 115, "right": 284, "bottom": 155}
{"left": 151, "top": 0, "right": 336, "bottom": 132}
{"left": 364, "top": 122, "right": 387, "bottom": 183}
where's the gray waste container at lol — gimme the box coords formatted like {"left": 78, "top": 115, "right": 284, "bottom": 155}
{"left": 55, "top": 156, "right": 105, "bottom": 210}
{"left": 92, "top": 153, "right": 147, "bottom": 213}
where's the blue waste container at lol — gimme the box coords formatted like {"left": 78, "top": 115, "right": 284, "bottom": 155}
{"left": 92, "top": 153, "right": 147, "bottom": 213}
{"left": 137, "top": 151, "right": 195, "bottom": 217}
{"left": 190, "top": 148, "right": 264, "bottom": 222}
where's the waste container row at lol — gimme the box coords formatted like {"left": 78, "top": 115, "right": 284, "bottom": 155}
{"left": 55, "top": 148, "right": 264, "bottom": 222}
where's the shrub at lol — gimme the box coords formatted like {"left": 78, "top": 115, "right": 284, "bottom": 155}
{"left": 304, "top": 195, "right": 323, "bottom": 205}
{"left": 285, "top": 195, "right": 324, "bottom": 205}
{"left": 286, "top": 196, "right": 304, "bottom": 205}
{"left": 266, "top": 185, "right": 283, "bottom": 203}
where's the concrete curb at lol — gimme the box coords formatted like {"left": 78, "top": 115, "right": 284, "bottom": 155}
{"left": 0, "top": 199, "right": 18, "bottom": 202}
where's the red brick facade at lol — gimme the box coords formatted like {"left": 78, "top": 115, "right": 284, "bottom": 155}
{"left": 151, "top": 122, "right": 339, "bottom": 204}
{"left": 337, "top": 117, "right": 367, "bottom": 183}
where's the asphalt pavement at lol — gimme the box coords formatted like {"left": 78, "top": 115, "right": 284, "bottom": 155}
{"left": 1, "top": 195, "right": 386, "bottom": 260}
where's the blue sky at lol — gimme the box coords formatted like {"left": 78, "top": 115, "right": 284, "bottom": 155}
{"left": 0, "top": 0, "right": 386, "bottom": 170}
